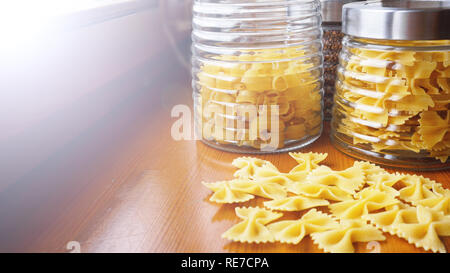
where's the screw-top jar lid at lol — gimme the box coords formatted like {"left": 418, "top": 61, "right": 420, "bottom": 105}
{"left": 342, "top": 0, "right": 450, "bottom": 40}
{"left": 321, "top": 0, "right": 362, "bottom": 22}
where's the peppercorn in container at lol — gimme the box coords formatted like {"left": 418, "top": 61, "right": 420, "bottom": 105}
{"left": 192, "top": 0, "right": 324, "bottom": 153}
{"left": 321, "top": 0, "right": 361, "bottom": 120}
{"left": 331, "top": 0, "right": 450, "bottom": 170}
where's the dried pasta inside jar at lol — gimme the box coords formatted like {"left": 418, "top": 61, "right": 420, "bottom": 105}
{"left": 192, "top": 0, "right": 323, "bottom": 153}
{"left": 333, "top": 38, "right": 450, "bottom": 166}
{"left": 195, "top": 47, "right": 323, "bottom": 152}
{"left": 331, "top": 0, "right": 450, "bottom": 170}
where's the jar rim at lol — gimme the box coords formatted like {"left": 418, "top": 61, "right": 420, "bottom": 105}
{"left": 344, "top": 36, "right": 450, "bottom": 51}
{"left": 342, "top": 0, "right": 450, "bottom": 40}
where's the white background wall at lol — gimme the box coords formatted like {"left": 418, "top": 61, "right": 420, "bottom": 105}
{"left": 0, "top": 1, "right": 192, "bottom": 251}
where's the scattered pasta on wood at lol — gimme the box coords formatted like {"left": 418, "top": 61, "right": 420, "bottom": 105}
{"left": 202, "top": 152, "right": 450, "bottom": 253}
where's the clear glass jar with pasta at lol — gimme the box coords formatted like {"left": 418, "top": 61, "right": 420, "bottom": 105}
{"left": 192, "top": 0, "right": 323, "bottom": 153}
{"left": 331, "top": 0, "right": 450, "bottom": 170}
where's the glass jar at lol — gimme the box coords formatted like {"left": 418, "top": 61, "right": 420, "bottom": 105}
{"left": 331, "top": 0, "right": 450, "bottom": 170}
{"left": 192, "top": 0, "right": 323, "bottom": 153}
{"left": 321, "top": 0, "right": 360, "bottom": 120}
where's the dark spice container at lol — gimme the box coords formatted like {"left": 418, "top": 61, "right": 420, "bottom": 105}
{"left": 321, "top": 0, "right": 360, "bottom": 120}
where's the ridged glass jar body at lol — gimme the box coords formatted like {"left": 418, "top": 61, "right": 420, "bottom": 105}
{"left": 192, "top": 0, "right": 323, "bottom": 153}
{"left": 331, "top": 36, "right": 450, "bottom": 170}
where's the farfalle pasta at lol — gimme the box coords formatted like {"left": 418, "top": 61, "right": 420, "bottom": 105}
{"left": 310, "top": 219, "right": 386, "bottom": 253}
{"left": 288, "top": 152, "right": 328, "bottom": 172}
{"left": 195, "top": 47, "right": 323, "bottom": 151}
{"left": 417, "top": 195, "right": 450, "bottom": 216}
{"left": 396, "top": 175, "right": 447, "bottom": 205}
{"left": 287, "top": 183, "right": 353, "bottom": 202}
{"left": 306, "top": 165, "right": 365, "bottom": 194}
{"left": 365, "top": 172, "right": 404, "bottom": 197}
{"left": 267, "top": 209, "right": 339, "bottom": 244}
{"left": 232, "top": 157, "right": 279, "bottom": 179}
{"left": 353, "top": 161, "right": 387, "bottom": 177}
{"left": 391, "top": 174, "right": 450, "bottom": 215}
{"left": 363, "top": 206, "right": 450, "bottom": 253}
{"left": 202, "top": 180, "right": 255, "bottom": 204}
{"left": 202, "top": 178, "right": 287, "bottom": 203}
{"left": 329, "top": 188, "right": 399, "bottom": 220}
{"left": 202, "top": 152, "right": 450, "bottom": 252}
{"left": 283, "top": 152, "right": 328, "bottom": 191}
{"left": 362, "top": 171, "right": 450, "bottom": 216}
{"left": 222, "top": 207, "right": 283, "bottom": 243}
{"left": 264, "top": 196, "right": 329, "bottom": 212}
{"left": 235, "top": 153, "right": 329, "bottom": 190}
{"left": 225, "top": 179, "right": 287, "bottom": 201}
{"left": 332, "top": 38, "right": 450, "bottom": 167}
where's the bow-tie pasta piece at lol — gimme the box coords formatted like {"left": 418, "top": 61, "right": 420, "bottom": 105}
{"left": 353, "top": 161, "right": 387, "bottom": 177}
{"left": 417, "top": 111, "right": 450, "bottom": 150}
{"left": 365, "top": 206, "right": 450, "bottom": 253}
{"left": 230, "top": 179, "right": 287, "bottom": 200}
{"left": 263, "top": 195, "right": 329, "bottom": 212}
{"left": 329, "top": 188, "right": 399, "bottom": 220}
{"left": 400, "top": 60, "right": 437, "bottom": 80}
{"left": 417, "top": 195, "right": 450, "bottom": 216}
{"left": 222, "top": 207, "right": 283, "bottom": 243}
{"left": 202, "top": 180, "right": 255, "bottom": 204}
{"left": 251, "top": 152, "right": 330, "bottom": 190}
{"left": 282, "top": 171, "right": 310, "bottom": 184}
{"left": 254, "top": 168, "right": 303, "bottom": 188}
{"left": 288, "top": 152, "right": 328, "bottom": 173}
{"left": 306, "top": 165, "right": 365, "bottom": 194}
{"left": 396, "top": 175, "right": 446, "bottom": 205}
{"left": 267, "top": 209, "right": 340, "bottom": 244}
{"left": 255, "top": 174, "right": 298, "bottom": 188}
{"left": 310, "top": 219, "right": 386, "bottom": 253}
{"left": 365, "top": 172, "right": 405, "bottom": 197}
{"left": 263, "top": 152, "right": 329, "bottom": 190}
{"left": 286, "top": 182, "right": 353, "bottom": 201}
{"left": 362, "top": 205, "right": 406, "bottom": 235}
{"left": 232, "top": 157, "right": 279, "bottom": 179}
{"left": 394, "top": 175, "right": 450, "bottom": 215}
{"left": 232, "top": 157, "right": 295, "bottom": 187}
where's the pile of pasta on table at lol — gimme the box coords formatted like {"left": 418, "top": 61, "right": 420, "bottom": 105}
{"left": 202, "top": 152, "right": 450, "bottom": 253}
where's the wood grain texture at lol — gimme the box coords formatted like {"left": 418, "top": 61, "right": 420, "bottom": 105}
{"left": 29, "top": 83, "right": 450, "bottom": 253}
{"left": 46, "top": 124, "right": 449, "bottom": 253}
{"left": 3, "top": 48, "right": 447, "bottom": 253}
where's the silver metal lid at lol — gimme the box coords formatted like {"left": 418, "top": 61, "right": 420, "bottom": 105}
{"left": 342, "top": 0, "right": 450, "bottom": 40}
{"left": 321, "top": 0, "right": 362, "bottom": 22}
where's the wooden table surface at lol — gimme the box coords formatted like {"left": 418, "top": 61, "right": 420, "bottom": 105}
{"left": 48, "top": 122, "right": 450, "bottom": 253}
{"left": 1, "top": 46, "right": 449, "bottom": 253}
